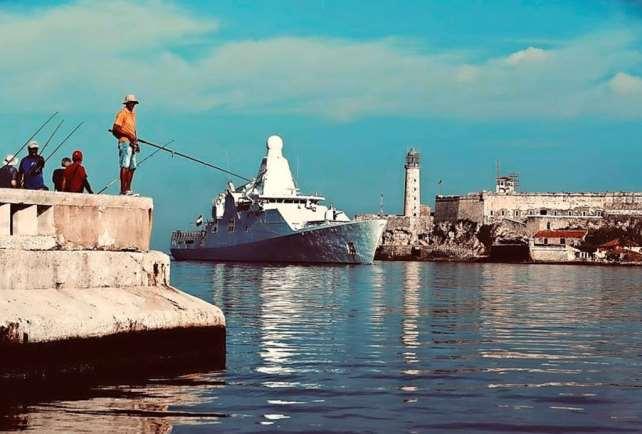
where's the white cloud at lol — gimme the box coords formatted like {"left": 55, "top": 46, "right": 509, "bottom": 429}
{"left": 505, "top": 47, "right": 550, "bottom": 65}
{"left": 609, "top": 72, "right": 642, "bottom": 95}
{"left": 2, "top": 1, "right": 642, "bottom": 120}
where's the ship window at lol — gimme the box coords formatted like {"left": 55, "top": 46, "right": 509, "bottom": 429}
{"left": 560, "top": 238, "right": 566, "bottom": 245}
{"left": 346, "top": 241, "right": 357, "bottom": 255}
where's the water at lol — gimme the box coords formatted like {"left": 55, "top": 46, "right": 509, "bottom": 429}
{"left": 2, "top": 261, "right": 642, "bottom": 433}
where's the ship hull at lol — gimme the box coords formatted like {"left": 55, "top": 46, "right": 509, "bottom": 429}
{"left": 171, "top": 220, "right": 386, "bottom": 264}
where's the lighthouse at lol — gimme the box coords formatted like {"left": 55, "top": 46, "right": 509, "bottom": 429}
{"left": 403, "top": 148, "right": 421, "bottom": 217}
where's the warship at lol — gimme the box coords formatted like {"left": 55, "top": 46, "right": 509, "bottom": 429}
{"left": 170, "top": 135, "right": 386, "bottom": 264}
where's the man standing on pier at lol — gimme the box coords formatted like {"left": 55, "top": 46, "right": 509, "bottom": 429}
{"left": 112, "top": 94, "right": 139, "bottom": 195}
{"left": 18, "top": 141, "right": 47, "bottom": 190}
{"left": 52, "top": 157, "right": 71, "bottom": 191}
{"left": 62, "top": 150, "right": 93, "bottom": 194}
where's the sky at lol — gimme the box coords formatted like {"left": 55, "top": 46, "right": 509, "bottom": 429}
{"left": 1, "top": 0, "right": 642, "bottom": 250}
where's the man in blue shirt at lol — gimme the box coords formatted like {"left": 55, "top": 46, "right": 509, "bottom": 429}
{"left": 18, "top": 141, "right": 47, "bottom": 190}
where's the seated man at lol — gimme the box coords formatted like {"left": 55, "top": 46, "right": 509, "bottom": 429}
{"left": 52, "top": 157, "right": 71, "bottom": 191}
{"left": 62, "top": 150, "right": 93, "bottom": 194}
{"left": 0, "top": 154, "right": 18, "bottom": 188}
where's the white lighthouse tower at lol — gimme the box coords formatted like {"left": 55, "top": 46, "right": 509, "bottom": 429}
{"left": 403, "top": 148, "right": 421, "bottom": 217}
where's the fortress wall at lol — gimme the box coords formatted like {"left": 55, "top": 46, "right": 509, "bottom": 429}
{"left": 434, "top": 195, "right": 484, "bottom": 223}
{"left": 484, "top": 193, "right": 605, "bottom": 215}
{"left": 435, "top": 192, "right": 642, "bottom": 224}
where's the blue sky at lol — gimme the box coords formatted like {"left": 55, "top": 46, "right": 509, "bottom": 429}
{"left": 1, "top": 0, "right": 642, "bottom": 250}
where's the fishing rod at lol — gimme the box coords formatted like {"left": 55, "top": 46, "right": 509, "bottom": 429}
{"left": 11, "top": 111, "right": 59, "bottom": 158}
{"left": 40, "top": 119, "right": 65, "bottom": 154}
{"left": 44, "top": 122, "right": 85, "bottom": 163}
{"left": 108, "top": 130, "right": 251, "bottom": 182}
{"left": 97, "top": 139, "right": 175, "bottom": 194}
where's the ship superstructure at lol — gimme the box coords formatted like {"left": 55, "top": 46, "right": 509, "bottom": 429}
{"left": 171, "top": 135, "right": 386, "bottom": 264}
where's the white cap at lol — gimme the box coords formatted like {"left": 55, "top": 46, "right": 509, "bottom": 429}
{"left": 123, "top": 94, "right": 139, "bottom": 104}
{"left": 27, "top": 140, "right": 39, "bottom": 149}
{"left": 3, "top": 154, "right": 17, "bottom": 166}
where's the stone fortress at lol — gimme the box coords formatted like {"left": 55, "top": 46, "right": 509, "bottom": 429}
{"left": 359, "top": 149, "right": 642, "bottom": 262}
{"left": 435, "top": 172, "right": 642, "bottom": 233}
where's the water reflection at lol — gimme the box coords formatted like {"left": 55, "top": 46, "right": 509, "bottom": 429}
{"left": 0, "top": 372, "right": 225, "bottom": 433}
{"left": 4, "top": 261, "right": 642, "bottom": 433}
{"left": 401, "top": 261, "right": 421, "bottom": 373}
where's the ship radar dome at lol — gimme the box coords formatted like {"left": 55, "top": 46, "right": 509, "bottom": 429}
{"left": 266, "top": 135, "right": 284, "bottom": 152}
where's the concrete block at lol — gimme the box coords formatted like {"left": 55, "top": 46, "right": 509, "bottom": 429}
{"left": 0, "top": 189, "right": 152, "bottom": 251}
{"left": 0, "top": 285, "right": 225, "bottom": 344}
{"left": 37, "top": 205, "right": 55, "bottom": 236}
{"left": 12, "top": 204, "right": 37, "bottom": 235}
{"left": 0, "top": 250, "right": 170, "bottom": 290}
{"left": 0, "top": 203, "right": 9, "bottom": 236}
{"left": 0, "top": 235, "right": 57, "bottom": 250}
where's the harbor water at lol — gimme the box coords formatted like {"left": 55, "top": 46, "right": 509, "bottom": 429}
{"left": 2, "top": 261, "right": 641, "bottom": 433}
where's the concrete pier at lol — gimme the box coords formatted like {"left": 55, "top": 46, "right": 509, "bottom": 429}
{"left": 0, "top": 189, "right": 225, "bottom": 379}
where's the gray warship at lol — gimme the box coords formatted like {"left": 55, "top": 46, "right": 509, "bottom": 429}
{"left": 170, "top": 135, "right": 386, "bottom": 264}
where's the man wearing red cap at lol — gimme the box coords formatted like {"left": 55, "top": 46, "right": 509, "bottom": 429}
{"left": 112, "top": 94, "right": 139, "bottom": 195}
{"left": 62, "top": 150, "right": 93, "bottom": 194}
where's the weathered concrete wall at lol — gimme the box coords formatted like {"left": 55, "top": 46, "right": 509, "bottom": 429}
{"left": 0, "top": 189, "right": 152, "bottom": 251}
{"left": 0, "top": 285, "right": 223, "bottom": 345}
{"left": 0, "top": 190, "right": 225, "bottom": 378}
{"left": 530, "top": 245, "right": 576, "bottom": 262}
{"left": 0, "top": 250, "right": 169, "bottom": 290}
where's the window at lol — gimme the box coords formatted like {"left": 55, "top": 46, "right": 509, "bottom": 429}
{"left": 346, "top": 241, "right": 357, "bottom": 255}
{"left": 544, "top": 238, "right": 548, "bottom": 245}
{"left": 540, "top": 209, "right": 548, "bottom": 216}
{"left": 560, "top": 238, "right": 566, "bottom": 245}
{"left": 546, "top": 222, "right": 551, "bottom": 230}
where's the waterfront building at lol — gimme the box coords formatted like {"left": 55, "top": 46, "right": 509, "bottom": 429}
{"left": 529, "top": 229, "right": 591, "bottom": 262}
{"left": 434, "top": 172, "right": 642, "bottom": 230}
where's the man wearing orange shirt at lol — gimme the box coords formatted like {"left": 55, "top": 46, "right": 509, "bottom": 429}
{"left": 112, "top": 94, "right": 139, "bottom": 195}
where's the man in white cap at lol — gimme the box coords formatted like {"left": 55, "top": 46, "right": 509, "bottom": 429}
{"left": 18, "top": 141, "right": 47, "bottom": 190}
{"left": 0, "top": 154, "right": 18, "bottom": 188}
{"left": 112, "top": 94, "right": 139, "bottom": 195}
